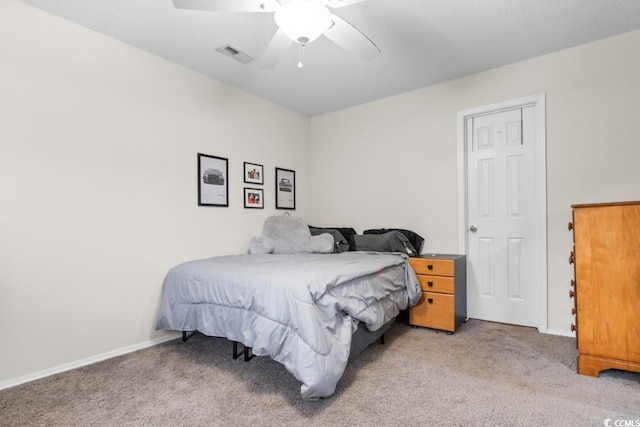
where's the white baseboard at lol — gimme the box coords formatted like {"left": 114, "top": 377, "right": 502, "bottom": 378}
{"left": 545, "top": 328, "right": 576, "bottom": 338}
{"left": 0, "top": 333, "right": 180, "bottom": 391}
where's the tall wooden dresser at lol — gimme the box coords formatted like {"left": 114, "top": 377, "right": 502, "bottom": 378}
{"left": 408, "top": 254, "right": 467, "bottom": 333}
{"left": 569, "top": 201, "right": 640, "bottom": 377}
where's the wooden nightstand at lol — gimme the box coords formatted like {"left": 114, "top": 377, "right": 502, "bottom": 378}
{"left": 408, "top": 254, "right": 467, "bottom": 333}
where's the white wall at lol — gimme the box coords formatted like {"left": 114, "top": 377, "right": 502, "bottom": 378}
{"left": 0, "top": 1, "right": 310, "bottom": 385}
{"left": 310, "top": 29, "right": 640, "bottom": 334}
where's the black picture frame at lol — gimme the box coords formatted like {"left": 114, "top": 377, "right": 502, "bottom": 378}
{"left": 275, "top": 167, "right": 295, "bottom": 210}
{"left": 244, "top": 187, "right": 264, "bottom": 209}
{"left": 243, "top": 162, "right": 264, "bottom": 185}
{"left": 198, "top": 153, "right": 229, "bottom": 207}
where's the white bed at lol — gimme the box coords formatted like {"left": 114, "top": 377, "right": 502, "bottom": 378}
{"left": 155, "top": 251, "right": 421, "bottom": 399}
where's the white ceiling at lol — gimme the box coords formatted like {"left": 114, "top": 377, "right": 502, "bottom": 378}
{"left": 18, "top": 0, "right": 640, "bottom": 117}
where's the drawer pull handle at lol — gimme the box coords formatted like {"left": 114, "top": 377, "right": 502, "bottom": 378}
{"left": 568, "top": 222, "right": 573, "bottom": 231}
{"left": 427, "top": 298, "right": 433, "bottom": 304}
{"left": 568, "top": 251, "right": 574, "bottom": 265}
{"left": 427, "top": 265, "right": 433, "bottom": 270}
{"left": 570, "top": 279, "right": 575, "bottom": 288}
{"left": 570, "top": 323, "right": 576, "bottom": 332}
{"left": 571, "top": 307, "right": 576, "bottom": 315}
{"left": 427, "top": 281, "right": 433, "bottom": 287}
{"left": 569, "top": 290, "right": 575, "bottom": 299}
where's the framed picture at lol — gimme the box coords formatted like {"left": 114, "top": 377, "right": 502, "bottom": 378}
{"left": 244, "top": 162, "right": 264, "bottom": 185}
{"left": 198, "top": 153, "right": 228, "bottom": 207}
{"left": 275, "top": 167, "right": 295, "bottom": 210}
{"left": 244, "top": 187, "right": 264, "bottom": 209}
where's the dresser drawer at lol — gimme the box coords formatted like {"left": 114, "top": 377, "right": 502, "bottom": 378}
{"left": 409, "top": 292, "right": 455, "bottom": 332}
{"left": 416, "top": 274, "right": 454, "bottom": 294}
{"left": 410, "top": 258, "right": 454, "bottom": 276}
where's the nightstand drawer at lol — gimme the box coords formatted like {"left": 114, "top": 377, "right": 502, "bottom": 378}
{"left": 409, "top": 292, "right": 455, "bottom": 332}
{"left": 416, "top": 275, "right": 454, "bottom": 294}
{"left": 409, "top": 258, "right": 454, "bottom": 276}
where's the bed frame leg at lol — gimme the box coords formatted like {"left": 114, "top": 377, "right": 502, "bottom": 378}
{"left": 232, "top": 341, "right": 241, "bottom": 359}
{"left": 232, "top": 341, "right": 255, "bottom": 361}
{"left": 182, "top": 331, "right": 196, "bottom": 342}
{"left": 243, "top": 347, "right": 254, "bottom": 362}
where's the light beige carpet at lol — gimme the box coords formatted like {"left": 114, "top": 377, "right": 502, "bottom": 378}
{"left": 1, "top": 318, "right": 639, "bottom": 426}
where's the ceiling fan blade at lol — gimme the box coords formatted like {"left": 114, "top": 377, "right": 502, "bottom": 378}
{"left": 260, "top": 28, "right": 294, "bottom": 69}
{"left": 323, "top": 14, "right": 380, "bottom": 61}
{"left": 171, "top": 0, "right": 277, "bottom": 12}
{"left": 326, "top": 0, "right": 369, "bottom": 8}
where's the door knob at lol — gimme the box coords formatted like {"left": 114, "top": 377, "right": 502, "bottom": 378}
{"left": 469, "top": 225, "right": 477, "bottom": 232}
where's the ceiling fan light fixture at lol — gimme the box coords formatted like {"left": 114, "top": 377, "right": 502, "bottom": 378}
{"left": 274, "top": 0, "right": 332, "bottom": 45}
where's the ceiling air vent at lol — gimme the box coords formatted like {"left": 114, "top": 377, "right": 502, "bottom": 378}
{"left": 216, "top": 45, "right": 254, "bottom": 64}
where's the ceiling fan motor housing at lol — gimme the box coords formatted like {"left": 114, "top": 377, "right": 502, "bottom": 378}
{"left": 274, "top": 0, "right": 332, "bottom": 45}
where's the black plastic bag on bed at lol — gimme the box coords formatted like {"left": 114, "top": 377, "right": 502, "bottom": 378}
{"left": 354, "top": 230, "right": 418, "bottom": 256}
{"left": 362, "top": 228, "right": 425, "bottom": 255}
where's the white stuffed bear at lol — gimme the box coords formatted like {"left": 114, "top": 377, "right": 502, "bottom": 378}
{"left": 249, "top": 215, "right": 334, "bottom": 254}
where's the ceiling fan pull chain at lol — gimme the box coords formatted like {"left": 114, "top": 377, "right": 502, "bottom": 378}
{"left": 298, "top": 44, "right": 305, "bottom": 68}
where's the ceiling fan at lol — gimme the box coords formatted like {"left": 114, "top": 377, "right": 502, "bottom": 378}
{"left": 171, "top": 0, "right": 381, "bottom": 68}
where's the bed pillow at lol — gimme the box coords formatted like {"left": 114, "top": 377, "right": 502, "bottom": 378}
{"left": 309, "top": 226, "right": 358, "bottom": 251}
{"left": 309, "top": 228, "right": 350, "bottom": 253}
{"left": 248, "top": 236, "right": 276, "bottom": 254}
{"left": 249, "top": 215, "right": 334, "bottom": 254}
{"left": 363, "top": 228, "right": 425, "bottom": 254}
{"left": 354, "top": 230, "right": 418, "bottom": 255}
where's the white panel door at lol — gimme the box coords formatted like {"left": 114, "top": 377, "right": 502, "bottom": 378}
{"left": 466, "top": 107, "right": 538, "bottom": 327}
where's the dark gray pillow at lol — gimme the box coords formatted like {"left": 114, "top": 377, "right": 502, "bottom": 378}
{"left": 309, "top": 228, "right": 350, "bottom": 253}
{"left": 354, "top": 231, "right": 417, "bottom": 255}
{"left": 363, "top": 228, "right": 425, "bottom": 254}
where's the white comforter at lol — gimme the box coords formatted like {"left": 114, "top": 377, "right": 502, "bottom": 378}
{"left": 155, "top": 252, "right": 421, "bottom": 399}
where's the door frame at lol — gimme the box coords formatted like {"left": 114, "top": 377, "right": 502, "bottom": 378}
{"left": 456, "top": 93, "right": 548, "bottom": 332}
